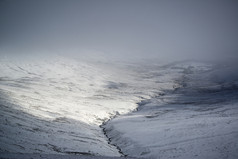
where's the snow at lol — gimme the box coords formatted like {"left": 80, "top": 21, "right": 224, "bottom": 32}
{"left": 0, "top": 55, "right": 161, "bottom": 157}
{"left": 103, "top": 61, "right": 238, "bottom": 159}
{"left": 0, "top": 55, "right": 237, "bottom": 159}
{"left": 0, "top": 153, "right": 137, "bottom": 159}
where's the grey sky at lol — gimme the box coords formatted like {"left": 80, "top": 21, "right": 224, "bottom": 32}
{"left": 0, "top": 0, "right": 238, "bottom": 60}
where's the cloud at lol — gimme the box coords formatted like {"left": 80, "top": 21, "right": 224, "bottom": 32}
{"left": 0, "top": 0, "right": 237, "bottom": 61}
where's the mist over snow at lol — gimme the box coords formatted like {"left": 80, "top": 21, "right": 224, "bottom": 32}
{"left": 0, "top": 0, "right": 238, "bottom": 159}
{"left": 0, "top": 0, "right": 238, "bottom": 61}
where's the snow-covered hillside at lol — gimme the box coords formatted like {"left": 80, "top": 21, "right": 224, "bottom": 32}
{"left": 0, "top": 55, "right": 164, "bottom": 156}
{"left": 0, "top": 55, "right": 237, "bottom": 159}
{"left": 103, "top": 61, "right": 238, "bottom": 159}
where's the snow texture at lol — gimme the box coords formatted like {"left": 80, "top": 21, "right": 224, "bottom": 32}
{"left": 0, "top": 56, "right": 160, "bottom": 157}
{"left": 103, "top": 61, "right": 238, "bottom": 159}
{"left": 0, "top": 55, "right": 238, "bottom": 159}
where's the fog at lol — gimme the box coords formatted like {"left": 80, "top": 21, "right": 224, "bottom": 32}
{"left": 1, "top": 1, "right": 238, "bottom": 158}
{"left": 0, "top": 0, "right": 238, "bottom": 61}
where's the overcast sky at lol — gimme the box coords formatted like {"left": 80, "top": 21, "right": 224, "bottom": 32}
{"left": 0, "top": 0, "right": 238, "bottom": 61}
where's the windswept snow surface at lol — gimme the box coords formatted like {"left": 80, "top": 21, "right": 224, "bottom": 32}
{"left": 0, "top": 55, "right": 162, "bottom": 157}
{"left": 103, "top": 61, "right": 238, "bottom": 159}
{"left": 0, "top": 55, "right": 238, "bottom": 159}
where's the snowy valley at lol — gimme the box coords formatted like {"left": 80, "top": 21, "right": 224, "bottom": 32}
{"left": 0, "top": 55, "right": 238, "bottom": 159}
